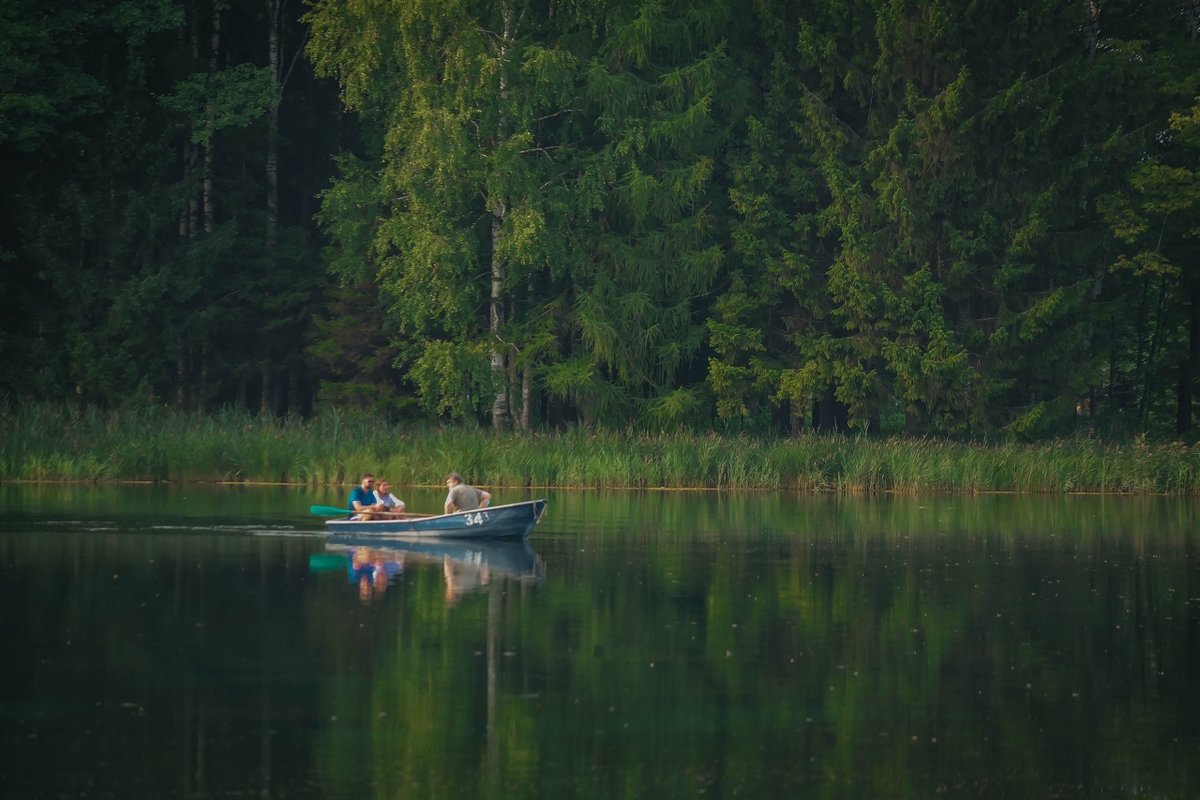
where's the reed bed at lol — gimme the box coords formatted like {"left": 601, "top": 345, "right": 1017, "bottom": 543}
{"left": 2, "top": 403, "right": 1199, "bottom": 493}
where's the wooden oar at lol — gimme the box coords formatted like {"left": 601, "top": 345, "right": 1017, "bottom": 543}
{"left": 363, "top": 510, "right": 437, "bottom": 518}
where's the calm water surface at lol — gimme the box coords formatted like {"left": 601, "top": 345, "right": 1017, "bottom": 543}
{"left": 1, "top": 484, "right": 1198, "bottom": 798}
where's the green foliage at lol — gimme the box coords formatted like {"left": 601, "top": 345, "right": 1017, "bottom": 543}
{"left": 0, "top": 0, "right": 106, "bottom": 150}
{"left": 409, "top": 339, "right": 493, "bottom": 419}
{"left": 645, "top": 386, "right": 703, "bottom": 428}
{"left": 5, "top": 0, "right": 1200, "bottom": 440}
{"left": 159, "top": 64, "right": 278, "bottom": 146}
{"left": 307, "top": 0, "right": 589, "bottom": 422}
{"left": 574, "top": 1, "right": 734, "bottom": 402}
{"left": 1, "top": 0, "right": 341, "bottom": 414}
{"left": 1099, "top": 91, "right": 1200, "bottom": 435}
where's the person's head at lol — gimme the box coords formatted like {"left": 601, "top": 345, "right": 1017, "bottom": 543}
{"left": 378, "top": 480, "right": 391, "bottom": 494}
{"left": 445, "top": 471, "right": 463, "bottom": 487}
{"left": 360, "top": 473, "right": 375, "bottom": 489}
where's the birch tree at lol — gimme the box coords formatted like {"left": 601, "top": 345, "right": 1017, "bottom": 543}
{"left": 307, "top": 0, "right": 579, "bottom": 424}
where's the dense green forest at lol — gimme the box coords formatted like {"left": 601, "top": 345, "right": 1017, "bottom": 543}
{"left": 3, "top": 0, "right": 1199, "bottom": 439}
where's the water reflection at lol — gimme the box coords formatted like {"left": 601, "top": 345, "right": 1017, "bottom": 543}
{"left": 321, "top": 535, "right": 544, "bottom": 604}
{"left": 2, "top": 488, "right": 1199, "bottom": 798}
{"left": 345, "top": 547, "right": 405, "bottom": 601}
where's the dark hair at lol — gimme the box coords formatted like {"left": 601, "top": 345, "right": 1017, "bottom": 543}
{"left": 445, "top": 472, "right": 463, "bottom": 483}
{"left": 361, "top": 472, "right": 374, "bottom": 480}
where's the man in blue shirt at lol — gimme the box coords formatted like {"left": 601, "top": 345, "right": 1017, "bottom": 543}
{"left": 348, "top": 473, "right": 384, "bottom": 519}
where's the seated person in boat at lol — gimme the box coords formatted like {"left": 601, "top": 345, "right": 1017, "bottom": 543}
{"left": 373, "top": 480, "right": 406, "bottom": 514}
{"left": 348, "top": 473, "right": 386, "bottom": 519}
{"left": 444, "top": 472, "right": 492, "bottom": 514}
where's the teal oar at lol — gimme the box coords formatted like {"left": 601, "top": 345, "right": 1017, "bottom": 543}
{"left": 310, "top": 504, "right": 351, "bottom": 516}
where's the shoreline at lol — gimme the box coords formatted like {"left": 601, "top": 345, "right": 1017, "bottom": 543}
{"left": 4, "top": 405, "right": 1198, "bottom": 495}
{"left": 0, "top": 478, "right": 1179, "bottom": 497}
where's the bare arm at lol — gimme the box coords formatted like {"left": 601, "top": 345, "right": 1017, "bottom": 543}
{"left": 478, "top": 490, "right": 491, "bottom": 508}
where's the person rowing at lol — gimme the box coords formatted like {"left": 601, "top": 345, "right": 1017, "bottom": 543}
{"left": 348, "top": 472, "right": 386, "bottom": 519}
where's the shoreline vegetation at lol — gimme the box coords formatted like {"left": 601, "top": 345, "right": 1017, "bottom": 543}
{"left": 3, "top": 405, "right": 1199, "bottom": 495}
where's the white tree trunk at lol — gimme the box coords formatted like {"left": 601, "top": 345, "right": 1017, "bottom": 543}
{"left": 520, "top": 360, "right": 532, "bottom": 432}
{"left": 489, "top": 6, "right": 514, "bottom": 430}
{"left": 203, "top": 4, "right": 221, "bottom": 234}
{"left": 266, "top": 0, "right": 280, "bottom": 248}
{"left": 490, "top": 204, "right": 510, "bottom": 429}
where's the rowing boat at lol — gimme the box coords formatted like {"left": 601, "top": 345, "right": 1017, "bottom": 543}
{"left": 322, "top": 499, "right": 547, "bottom": 540}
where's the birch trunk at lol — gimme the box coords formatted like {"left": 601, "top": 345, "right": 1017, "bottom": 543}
{"left": 179, "top": 141, "right": 191, "bottom": 237}
{"left": 489, "top": 6, "right": 514, "bottom": 430}
{"left": 1178, "top": 284, "right": 1200, "bottom": 435}
{"left": 490, "top": 206, "right": 509, "bottom": 428}
{"left": 187, "top": 18, "right": 199, "bottom": 237}
{"left": 203, "top": 4, "right": 221, "bottom": 234}
{"left": 188, "top": 142, "right": 199, "bottom": 236}
{"left": 1084, "top": 0, "right": 1100, "bottom": 58}
{"left": 520, "top": 361, "right": 532, "bottom": 432}
{"left": 260, "top": 367, "right": 272, "bottom": 417}
{"left": 265, "top": 0, "right": 279, "bottom": 248}
{"left": 199, "top": 342, "right": 209, "bottom": 410}
{"left": 176, "top": 350, "right": 186, "bottom": 406}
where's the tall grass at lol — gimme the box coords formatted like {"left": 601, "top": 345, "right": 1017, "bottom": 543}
{"left": 2, "top": 403, "right": 1199, "bottom": 493}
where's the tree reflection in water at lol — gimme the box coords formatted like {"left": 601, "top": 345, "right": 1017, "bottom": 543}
{"left": 1, "top": 490, "right": 1198, "bottom": 798}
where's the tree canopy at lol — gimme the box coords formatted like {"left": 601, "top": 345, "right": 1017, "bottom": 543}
{"left": 3, "top": 0, "right": 1199, "bottom": 438}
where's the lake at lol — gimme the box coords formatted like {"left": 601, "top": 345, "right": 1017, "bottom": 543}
{"left": 1, "top": 484, "right": 1198, "bottom": 798}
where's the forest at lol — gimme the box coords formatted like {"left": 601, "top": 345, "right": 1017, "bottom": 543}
{"left": 3, "top": 0, "right": 1199, "bottom": 440}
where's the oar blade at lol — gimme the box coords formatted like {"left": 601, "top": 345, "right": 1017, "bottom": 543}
{"left": 309, "top": 504, "right": 350, "bottom": 517}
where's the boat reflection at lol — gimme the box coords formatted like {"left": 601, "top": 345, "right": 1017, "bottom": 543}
{"left": 322, "top": 534, "right": 544, "bottom": 604}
